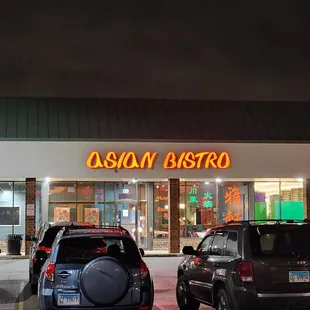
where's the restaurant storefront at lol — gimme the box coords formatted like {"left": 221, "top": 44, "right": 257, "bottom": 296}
{"left": 0, "top": 141, "right": 308, "bottom": 253}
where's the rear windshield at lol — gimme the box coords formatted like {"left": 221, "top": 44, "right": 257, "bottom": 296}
{"left": 56, "top": 236, "right": 141, "bottom": 264}
{"left": 39, "top": 226, "right": 63, "bottom": 247}
{"left": 250, "top": 225, "right": 310, "bottom": 258}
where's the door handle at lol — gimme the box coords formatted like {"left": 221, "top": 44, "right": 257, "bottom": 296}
{"left": 213, "top": 263, "right": 220, "bottom": 267}
{"left": 57, "top": 271, "right": 71, "bottom": 278}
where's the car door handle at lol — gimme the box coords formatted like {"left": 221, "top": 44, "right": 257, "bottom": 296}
{"left": 213, "top": 263, "right": 220, "bottom": 267}
{"left": 57, "top": 271, "right": 71, "bottom": 278}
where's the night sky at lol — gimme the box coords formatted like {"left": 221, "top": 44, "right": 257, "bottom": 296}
{"left": 1, "top": 2, "right": 310, "bottom": 101}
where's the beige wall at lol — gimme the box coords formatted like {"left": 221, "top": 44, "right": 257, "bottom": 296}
{"left": 0, "top": 141, "right": 308, "bottom": 180}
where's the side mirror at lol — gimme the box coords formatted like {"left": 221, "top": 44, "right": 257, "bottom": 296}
{"left": 182, "top": 246, "right": 196, "bottom": 256}
{"left": 139, "top": 248, "right": 145, "bottom": 257}
{"left": 36, "top": 250, "right": 48, "bottom": 260}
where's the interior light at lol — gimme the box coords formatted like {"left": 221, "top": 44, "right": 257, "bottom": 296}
{"left": 205, "top": 181, "right": 209, "bottom": 185}
{"left": 132, "top": 178, "right": 137, "bottom": 183}
{"left": 179, "top": 203, "right": 185, "bottom": 209}
{"left": 297, "top": 178, "right": 303, "bottom": 182}
{"left": 215, "top": 178, "right": 222, "bottom": 183}
{"left": 45, "top": 177, "right": 51, "bottom": 183}
{"left": 165, "top": 205, "right": 168, "bottom": 210}
{"left": 156, "top": 185, "right": 159, "bottom": 189}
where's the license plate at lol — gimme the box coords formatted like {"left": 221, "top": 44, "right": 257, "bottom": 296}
{"left": 289, "top": 271, "right": 310, "bottom": 283}
{"left": 57, "top": 293, "right": 80, "bottom": 306}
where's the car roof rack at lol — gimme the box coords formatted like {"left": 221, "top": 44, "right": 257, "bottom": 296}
{"left": 64, "top": 223, "right": 131, "bottom": 235}
{"left": 225, "top": 219, "right": 310, "bottom": 226}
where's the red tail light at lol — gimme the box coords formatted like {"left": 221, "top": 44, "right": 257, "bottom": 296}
{"left": 237, "top": 261, "right": 254, "bottom": 283}
{"left": 140, "top": 261, "right": 149, "bottom": 280}
{"left": 37, "top": 246, "right": 51, "bottom": 254}
{"left": 45, "top": 262, "right": 56, "bottom": 282}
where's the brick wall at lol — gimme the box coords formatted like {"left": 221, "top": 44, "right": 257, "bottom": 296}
{"left": 25, "top": 178, "right": 36, "bottom": 255}
{"left": 168, "top": 179, "right": 180, "bottom": 253}
{"left": 153, "top": 238, "right": 201, "bottom": 251}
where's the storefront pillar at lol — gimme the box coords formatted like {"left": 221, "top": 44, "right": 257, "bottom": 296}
{"left": 168, "top": 178, "right": 180, "bottom": 254}
{"left": 25, "top": 178, "right": 36, "bottom": 255}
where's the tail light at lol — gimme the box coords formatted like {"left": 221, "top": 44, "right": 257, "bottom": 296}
{"left": 237, "top": 261, "right": 254, "bottom": 283}
{"left": 140, "top": 261, "right": 149, "bottom": 280}
{"left": 37, "top": 246, "right": 51, "bottom": 254}
{"left": 45, "top": 262, "right": 56, "bottom": 282}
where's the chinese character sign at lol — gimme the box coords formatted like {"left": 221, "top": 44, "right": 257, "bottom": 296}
{"left": 225, "top": 185, "right": 241, "bottom": 206}
{"left": 221, "top": 184, "right": 245, "bottom": 224}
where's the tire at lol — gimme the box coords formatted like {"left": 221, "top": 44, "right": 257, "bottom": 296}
{"left": 216, "top": 288, "right": 233, "bottom": 310}
{"left": 29, "top": 270, "right": 32, "bottom": 283}
{"left": 176, "top": 275, "right": 200, "bottom": 310}
{"left": 31, "top": 283, "right": 38, "bottom": 295}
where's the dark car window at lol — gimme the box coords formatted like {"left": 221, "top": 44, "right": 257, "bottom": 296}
{"left": 39, "top": 226, "right": 63, "bottom": 247}
{"left": 56, "top": 236, "right": 141, "bottom": 265}
{"left": 250, "top": 225, "right": 310, "bottom": 258}
{"left": 198, "top": 234, "right": 214, "bottom": 253}
{"left": 224, "top": 232, "right": 238, "bottom": 257}
{"left": 210, "top": 232, "right": 226, "bottom": 256}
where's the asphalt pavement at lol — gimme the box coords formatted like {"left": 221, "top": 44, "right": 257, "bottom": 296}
{"left": 0, "top": 257, "right": 210, "bottom": 310}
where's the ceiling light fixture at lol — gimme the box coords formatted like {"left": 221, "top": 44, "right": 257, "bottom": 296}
{"left": 45, "top": 177, "right": 51, "bottom": 183}
{"left": 297, "top": 178, "right": 303, "bottom": 182}
{"left": 215, "top": 178, "right": 222, "bottom": 183}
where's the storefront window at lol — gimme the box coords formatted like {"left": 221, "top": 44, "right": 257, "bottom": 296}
{"left": 219, "top": 182, "right": 249, "bottom": 224}
{"left": 280, "top": 182, "right": 304, "bottom": 220}
{"left": 254, "top": 182, "right": 280, "bottom": 220}
{"left": 183, "top": 182, "right": 217, "bottom": 238}
{"left": 254, "top": 181, "right": 304, "bottom": 221}
{"left": 153, "top": 182, "right": 168, "bottom": 238}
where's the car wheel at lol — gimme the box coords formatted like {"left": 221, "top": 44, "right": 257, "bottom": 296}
{"left": 31, "top": 283, "right": 38, "bottom": 295}
{"left": 176, "top": 275, "right": 200, "bottom": 310}
{"left": 216, "top": 288, "right": 233, "bottom": 310}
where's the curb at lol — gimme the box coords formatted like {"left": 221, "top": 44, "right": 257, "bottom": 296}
{"left": 144, "top": 254, "right": 183, "bottom": 258}
{"left": 0, "top": 255, "right": 29, "bottom": 260}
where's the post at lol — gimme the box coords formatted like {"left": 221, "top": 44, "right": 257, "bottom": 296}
{"left": 25, "top": 178, "right": 36, "bottom": 255}
{"left": 168, "top": 179, "right": 180, "bottom": 254}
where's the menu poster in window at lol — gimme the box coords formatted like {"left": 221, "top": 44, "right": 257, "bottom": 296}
{"left": 0, "top": 207, "right": 20, "bottom": 226}
{"left": 54, "top": 207, "right": 70, "bottom": 223}
{"left": 84, "top": 208, "right": 99, "bottom": 225}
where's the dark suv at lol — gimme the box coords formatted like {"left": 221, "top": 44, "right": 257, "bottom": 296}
{"left": 38, "top": 225, "right": 154, "bottom": 310}
{"left": 176, "top": 220, "right": 310, "bottom": 310}
{"left": 29, "top": 222, "right": 95, "bottom": 294}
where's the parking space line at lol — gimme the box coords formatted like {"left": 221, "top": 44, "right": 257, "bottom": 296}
{"left": 18, "top": 281, "right": 25, "bottom": 310}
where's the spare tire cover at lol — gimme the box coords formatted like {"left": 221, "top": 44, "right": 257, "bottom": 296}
{"left": 80, "top": 257, "right": 130, "bottom": 305}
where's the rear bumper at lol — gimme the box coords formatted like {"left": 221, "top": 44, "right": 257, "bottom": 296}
{"left": 40, "top": 290, "right": 153, "bottom": 310}
{"left": 233, "top": 289, "right": 310, "bottom": 310}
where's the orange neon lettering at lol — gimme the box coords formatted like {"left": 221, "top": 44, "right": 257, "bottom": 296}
{"left": 103, "top": 152, "right": 117, "bottom": 169}
{"left": 205, "top": 152, "right": 218, "bottom": 168}
{"left": 163, "top": 152, "right": 177, "bottom": 169}
{"left": 117, "top": 152, "right": 127, "bottom": 169}
{"left": 217, "top": 152, "right": 231, "bottom": 169}
{"left": 183, "top": 152, "right": 196, "bottom": 169}
{"left": 195, "top": 152, "right": 209, "bottom": 168}
{"left": 86, "top": 151, "right": 103, "bottom": 168}
{"left": 177, "top": 152, "right": 186, "bottom": 168}
{"left": 122, "top": 152, "right": 140, "bottom": 169}
{"left": 140, "top": 152, "right": 158, "bottom": 169}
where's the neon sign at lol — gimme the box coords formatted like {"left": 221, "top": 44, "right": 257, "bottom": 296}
{"left": 86, "top": 151, "right": 231, "bottom": 170}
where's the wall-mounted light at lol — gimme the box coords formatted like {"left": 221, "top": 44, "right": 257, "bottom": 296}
{"left": 45, "top": 177, "right": 51, "bottom": 183}
{"left": 132, "top": 178, "right": 137, "bottom": 183}
{"left": 179, "top": 203, "right": 185, "bottom": 209}
{"left": 165, "top": 205, "right": 168, "bottom": 210}
{"left": 215, "top": 178, "right": 222, "bottom": 183}
{"left": 204, "top": 181, "right": 209, "bottom": 185}
{"left": 297, "top": 178, "right": 303, "bottom": 182}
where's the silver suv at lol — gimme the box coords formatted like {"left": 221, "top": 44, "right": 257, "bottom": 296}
{"left": 38, "top": 226, "right": 154, "bottom": 310}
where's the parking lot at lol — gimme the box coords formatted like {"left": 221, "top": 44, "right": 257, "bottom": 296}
{"left": 0, "top": 257, "right": 210, "bottom": 310}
